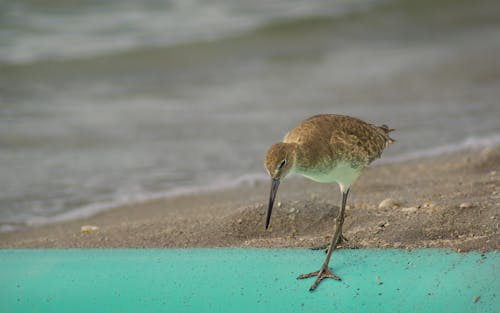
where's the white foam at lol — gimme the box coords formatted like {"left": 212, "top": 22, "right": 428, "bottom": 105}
{"left": 380, "top": 133, "right": 500, "bottom": 164}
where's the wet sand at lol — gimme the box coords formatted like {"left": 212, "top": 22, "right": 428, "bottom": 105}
{"left": 1, "top": 146, "right": 498, "bottom": 251}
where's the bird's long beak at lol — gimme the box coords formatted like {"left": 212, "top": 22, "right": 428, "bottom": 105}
{"left": 265, "top": 178, "right": 280, "bottom": 230}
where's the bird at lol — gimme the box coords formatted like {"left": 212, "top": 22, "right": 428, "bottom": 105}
{"left": 263, "top": 114, "right": 394, "bottom": 291}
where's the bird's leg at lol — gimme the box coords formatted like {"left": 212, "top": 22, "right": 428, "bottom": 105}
{"left": 339, "top": 233, "right": 349, "bottom": 244}
{"left": 297, "top": 188, "right": 350, "bottom": 291}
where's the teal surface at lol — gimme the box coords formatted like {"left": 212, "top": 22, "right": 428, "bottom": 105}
{"left": 0, "top": 249, "right": 498, "bottom": 313}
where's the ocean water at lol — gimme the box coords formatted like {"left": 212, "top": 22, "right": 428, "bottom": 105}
{"left": 1, "top": 0, "right": 499, "bottom": 231}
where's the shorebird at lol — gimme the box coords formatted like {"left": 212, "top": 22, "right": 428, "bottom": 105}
{"left": 264, "top": 114, "right": 394, "bottom": 291}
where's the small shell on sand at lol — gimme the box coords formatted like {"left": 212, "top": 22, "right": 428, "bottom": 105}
{"left": 419, "top": 201, "right": 435, "bottom": 209}
{"left": 377, "top": 221, "right": 388, "bottom": 228}
{"left": 80, "top": 225, "right": 99, "bottom": 233}
{"left": 459, "top": 202, "right": 474, "bottom": 209}
{"left": 401, "top": 207, "right": 418, "bottom": 213}
{"left": 378, "top": 198, "right": 401, "bottom": 209}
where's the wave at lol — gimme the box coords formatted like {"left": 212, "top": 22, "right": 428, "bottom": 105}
{"left": 0, "top": 0, "right": 379, "bottom": 66}
{"left": 4, "top": 0, "right": 496, "bottom": 67}
{"left": 0, "top": 172, "right": 268, "bottom": 232}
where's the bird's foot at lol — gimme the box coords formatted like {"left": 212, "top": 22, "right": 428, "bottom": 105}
{"left": 297, "top": 265, "right": 341, "bottom": 291}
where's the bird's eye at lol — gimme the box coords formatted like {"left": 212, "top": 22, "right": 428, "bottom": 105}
{"left": 279, "top": 159, "right": 287, "bottom": 169}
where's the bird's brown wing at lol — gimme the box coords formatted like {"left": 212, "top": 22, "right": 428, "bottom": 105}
{"left": 284, "top": 114, "right": 393, "bottom": 167}
{"left": 326, "top": 116, "right": 393, "bottom": 166}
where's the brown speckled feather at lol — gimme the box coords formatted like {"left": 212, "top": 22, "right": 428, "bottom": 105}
{"left": 283, "top": 114, "right": 394, "bottom": 169}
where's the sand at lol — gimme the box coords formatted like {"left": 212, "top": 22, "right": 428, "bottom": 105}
{"left": 1, "top": 146, "right": 498, "bottom": 251}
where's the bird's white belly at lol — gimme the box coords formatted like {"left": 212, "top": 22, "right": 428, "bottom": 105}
{"left": 295, "top": 161, "right": 362, "bottom": 192}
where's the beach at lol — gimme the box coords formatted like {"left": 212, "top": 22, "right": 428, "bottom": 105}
{"left": 2, "top": 146, "right": 498, "bottom": 251}
{"left": 2, "top": 0, "right": 500, "bottom": 231}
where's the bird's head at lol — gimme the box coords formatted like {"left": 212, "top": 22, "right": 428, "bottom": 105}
{"left": 263, "top": 142, "right": 296, "bottom": 229}
{"left": 264, "top": 142, "right": 295, "bottom": 180}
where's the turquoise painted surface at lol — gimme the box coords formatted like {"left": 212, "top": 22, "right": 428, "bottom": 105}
{"left": 0, "top": 249, "right": 498, "bottom": 313}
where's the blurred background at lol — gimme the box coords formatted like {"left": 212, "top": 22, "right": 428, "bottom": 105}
{"left": 1, "top": 0, "right": 499, "bottom": 231}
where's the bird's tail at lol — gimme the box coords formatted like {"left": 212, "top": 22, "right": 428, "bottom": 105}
{"left": 379, "top": 124, "right": 395, "bottom": 145}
